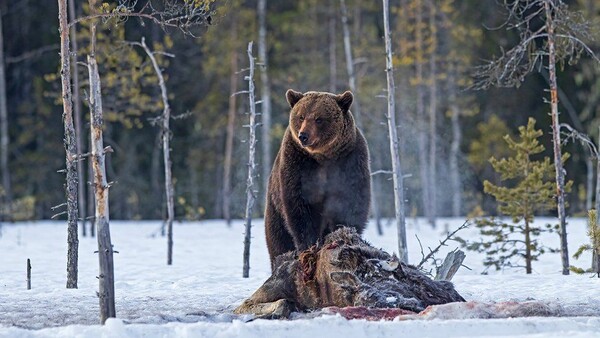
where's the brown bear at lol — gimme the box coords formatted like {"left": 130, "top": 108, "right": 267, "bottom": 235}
{"left": 264, "top": 89, "right": 371, "bottom": 269}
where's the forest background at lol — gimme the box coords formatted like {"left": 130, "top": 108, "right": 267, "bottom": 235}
{"left": 1, "top": 0, "right": 599, "bottom": 225}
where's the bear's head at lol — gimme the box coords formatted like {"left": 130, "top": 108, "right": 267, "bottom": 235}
{"left": 286, "top": 89, "right": 357, "bottom": 159}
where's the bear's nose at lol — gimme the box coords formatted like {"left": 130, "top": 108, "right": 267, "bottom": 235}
{"left": 298, "top": 132, "right": 309, "bottom": 145}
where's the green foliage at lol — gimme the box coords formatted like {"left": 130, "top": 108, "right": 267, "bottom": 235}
{"left": 464, "top": 118, "right": 561, "bottom": 273}
{"left": 484, "top": 118, "right": 558, "bottom": 224}
{"left": 468, "top": 114, "right": 513, "bottom": 176}
{"left": 570, "top": 209, "right": 600, "bottom": 274}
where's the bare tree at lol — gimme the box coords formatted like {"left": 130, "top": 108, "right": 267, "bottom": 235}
{"left": 427, "top": 2, "right": 438, "bottom": 226}
{"left": 87, "top": 0, "right": 116, "bottom": 323}
{"left": 243, "top": 41, "right": 259, "bottom": 278}
{"left": 131, "top": 38, "right": 176, "bottom": 265}
{"left": 328, "top": 0, "right": 337, "bottom": 93}
{"left": 339, "top": 0, "right": 362, "bottom": 128}
{"left": 258, "top": 0, "right": 272, "bottom": 211}
{"left": 58, "top": 0, "right": 80, "bottom": 289}
{"left": 68, "top": 0, "right": 87, "bottom": 237}
{"left": 448, "top": 62, "right": 462, "bottom": 217}
{"left": 383, "top": 0, "right": 408, "bottom": 263}
{"left": 0, "top": 8, "right": 10, "bottom": 214}
{"left": 414, "top": 0, "right": 431, "bottom": 225}
{"left": 473, "top": 0, "right": 598, "bottom": 275}
{"left": 223, "top": 20, "right": 238, "bottom": 226}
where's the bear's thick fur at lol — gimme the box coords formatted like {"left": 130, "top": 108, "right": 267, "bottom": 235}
{"left": 264, "top": 89, "right": 371, "bottom": 269}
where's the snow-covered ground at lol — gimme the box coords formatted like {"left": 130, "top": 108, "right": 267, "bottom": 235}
{"left": 1, "top": 217, "right": 599, "bottom": 337}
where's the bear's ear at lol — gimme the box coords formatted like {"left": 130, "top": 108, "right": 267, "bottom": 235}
{"left": 286, "top": 89, "right": 304, "bottom": 108}
{"left": 336, "top": 91, "right": 353, "bottom": 112}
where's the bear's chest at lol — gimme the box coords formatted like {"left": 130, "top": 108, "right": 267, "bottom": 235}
{"left": 300, "top": 162, "right": 346, "bottom": 206}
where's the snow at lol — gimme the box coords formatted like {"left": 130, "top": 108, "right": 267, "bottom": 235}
{"left": 1, "top": 217, "right": 599, "bottom": 337}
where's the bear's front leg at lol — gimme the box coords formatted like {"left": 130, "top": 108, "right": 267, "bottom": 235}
{"left": 279, "top": 173, "right": 318, "bottom": 251}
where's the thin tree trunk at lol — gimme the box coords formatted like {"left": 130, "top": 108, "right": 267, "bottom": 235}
{"left": 137, "top": 38, "right": 175, "bottom": 265}
{"left": 415, "top": 0, "right": 430, "bottom": 222}
{"left": 243, "top": 41, "right": 258, "bottom": 278}
{"left": 223, "top": 21, "right": 238, "bottom": 226}
{"left": 58, "top": 0, "right": 79, "bottom": 289}
{"left": 449, "top": 63, "right": 462, "bottom": 217}
{"left": 586, "top": 154, "right": 593, "bottom": 212}
{"left": 68, "top": 0, "right": 86, "bottom": 236}
{"left": 594, "top": 126, "right": 600, "bottom": 274}
{"left": 427, "top": 3, "right": 437, "bottom": 226}
{"left": 89, "top": 57, "right": 116, "bottom": 325}
{"left": 88, "top": 0, "right": 116, "bottom": 323}
{"left": 383, "top": 0, "right": 408, "bottom": 263}
{"left": 340, "top": 0, "right": 362, "bottom": 128}
{"left": 328, "top": 0, "right": 337, "bottom": 93}
{"left": 88, "top": 160, "right": 95, "bottom": 237}
{"left": 151, "top": 132, "right": 162, "bottom": 219}
{"left": 0, "top": 9, "right": 11, "bottom": 212}
{"left": 545, "top": 0, "right": 569, "bottom": 275}
{"left": 524, "top": 169, "right": 532, "bottom": 274}
{"left": 258, "top": 0, "right": 272, "bottom": 212}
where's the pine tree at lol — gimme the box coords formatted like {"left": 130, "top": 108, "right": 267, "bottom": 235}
{"left": 571, "top": 209, "right": 600, "bottom": 276}
{"left": 469, "top": 118, "right": 569, "bottom": 274}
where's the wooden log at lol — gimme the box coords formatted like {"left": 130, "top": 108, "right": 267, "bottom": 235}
{"left": 435, "top": 250, "right": 465, "bottom": 281}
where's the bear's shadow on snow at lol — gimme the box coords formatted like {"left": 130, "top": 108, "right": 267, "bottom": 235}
{"left": 234, "top": 227, "right": 466, "bottom": 319}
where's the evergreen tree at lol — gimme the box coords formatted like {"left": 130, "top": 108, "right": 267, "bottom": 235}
{"left": 467, "top": 118, "right": 570, "bottom": 274}
{"left": 571, "top": 209, "right": 600, "bottom": 276}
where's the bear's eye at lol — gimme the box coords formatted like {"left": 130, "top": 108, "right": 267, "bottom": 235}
{"left": 315, "top": 117, "right": 322, "bottom": 124}
{"left": 298, "top": 115, "right": 305, "bottom": 122}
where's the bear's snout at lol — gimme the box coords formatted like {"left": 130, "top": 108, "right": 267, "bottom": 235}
{"left": 298, "top": 132, "right": 310, "bottom": 146}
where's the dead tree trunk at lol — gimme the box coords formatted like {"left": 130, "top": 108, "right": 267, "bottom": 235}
{"left": 258, "top": 0, "right": 272, "bottom": 209}
{"left": 415, "top": 0, "right": 430, "bottom": 223}
{"left": 383, "top": 0, "right": 408, "bottom": 263}
{"left": 328, "top": 0, "right": 337, "bottom": 93}
{"left": 586, "top": 155, "right": 593, "bottom": 212}
{"left": 135, "top": 38, "right": 175, "bottom": 265}
{"left": 58, "top": 0, "right": 79, "bottom": 289}
{"left": 89, "top": 57, "right": 116, "bottom": 324}
{"left": 448, "top": 62, "right": 462, "bottom": 217}
{"left": 595, "top": 126, "right": 600, "bottom": 274}
{"left": 0, "top": 9, "right": 11, "bottom": 212}
{"left": 68, "top": 0, "right": 87, "bottom": 236}
{"left": 87, "top": 0, "right": 115, "bottom": 323}
{"left": 223, "top": 20, "right": 238, "bottom": 226}
{"left": 427, "top": 3, "right": 437, "bottom": 227}
{"left": 26, "top": 258, "right": 31, "bottom": 290}
{"left": 340, "top": 0, "right": 362, "bottom": 129}
{"left": 544, "top": 0, "right": 569, "bottom": 275}
{"left": 243, "top": 41, "right": 259, "bottom": 278}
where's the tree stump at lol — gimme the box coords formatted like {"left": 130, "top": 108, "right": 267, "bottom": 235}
{"left": 235, "top": 227, "right": 465, "bottom": 318}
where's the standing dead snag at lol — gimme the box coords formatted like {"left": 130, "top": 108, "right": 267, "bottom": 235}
{"left": 68, "top": 0, "right": 87, "bottom": 237}
{"left": 382, "top": 0, "right": 408, "bottom": 263}
{"left": 0, "top": 8, "right": 11, "bottom": 214}
{"left": 87, "top": 0, "right": 116, "bottom": 324}
{"left": 131, "top": 38, "right": 176, "bottom": 266}
{"left": 26, "top": 259, "right": 31, "bottom": 290}
{"left": 58, "top": 0, "right": 80, "bottom": 289}
{"left": 258, "top": 0, "right": 272, "bottom": 210}
{"left": 243, "top": 41, "right": 259, "bottom": 278}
